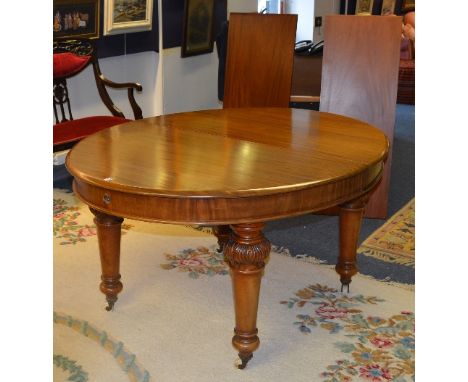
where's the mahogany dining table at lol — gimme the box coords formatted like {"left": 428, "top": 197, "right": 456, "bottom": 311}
{"left": 66, "top": 107, "right": 388, "bottom": 369}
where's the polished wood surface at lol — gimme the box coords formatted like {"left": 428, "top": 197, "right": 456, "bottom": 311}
{"left": 337, "top": 193, "right": 373, "bottom": 291}
{"left": 224, "top": 223, "right": 271, "bottom": 369}
{"left": 67, "top": 109, "right": 387, "bottom": 200}
{"left": 67, "top": 108, "right": 388, "bottom": 225}
{"left": 220, "top": 13, "right": 297, "bottom": 249}
{"left": 320, "top": 16, "right": 401, "bottom": 218}
{"left": 90, "top": 208, "right": 124, "bottom": 311}
{"left": 223, "top": 13, "right": 297, "bottom": 108}
{"left": 66, "top": 107, "right": 388, "bottom": 368}
{"left": 290, "top": 95, "right": 321, "bottom": 103}
{"left": 291, "top": 55, "right": 323, "bottom": 100}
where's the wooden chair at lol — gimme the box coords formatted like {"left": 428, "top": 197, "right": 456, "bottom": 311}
{"left": 53, "top": 38, "right": 143, "bottom": 152}
{"left": 213, "top": 12, "right": 297, "bottom": 249}
{"left": 319, "top": 16, "right": 402, "bottom": 219}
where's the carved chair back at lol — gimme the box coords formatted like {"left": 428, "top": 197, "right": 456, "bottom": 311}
{"left": 53, "top": 38, "right": 143, "bottom": 152}
{"left": 53, "top": 38, "right": 95, "bottom": 124}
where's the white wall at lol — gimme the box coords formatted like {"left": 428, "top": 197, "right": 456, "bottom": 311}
{"left": 228, "top": 0, "right": 257, "bottom": 15}
{"left": 286, "top": 0, "right": 315, "bottom": 42}
{"left": 282, "top": 0, "right": 341, "bottom": 43}
{"left": 161, "top": 48, "right": 221, "bottom": 114}
{"left": 160, "top": 0, "right": 257, "bottom": 114}
{"left": 65, "top": 51, "right": 161, "bottom": 120}
{"left": 61, "top": 0, "right": 259, "bottom": 120}
{"left": 60, "top": 0, "right": 344, "bottom": 121}
{"left": 313, "top": 0, "right": 340, "bottom": 42}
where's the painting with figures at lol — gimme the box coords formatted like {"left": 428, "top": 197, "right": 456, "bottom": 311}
{"left": 53, "top": 0, "right": 99, "bottom": 39}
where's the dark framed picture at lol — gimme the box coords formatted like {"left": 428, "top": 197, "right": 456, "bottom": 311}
{"left": 181, "top": 0, "right": 215, "bottom": 57}
{"left": 355, "top": 0, "right": 374, "bottom": 15}
{"left": 53, "top": 0, "right": 100, "bottom": 39}
{"left": 381, "top": 0, "right": 396, "bottom": 15}
{"left": 401, "top": 0, "right": 415, "bottom": 12}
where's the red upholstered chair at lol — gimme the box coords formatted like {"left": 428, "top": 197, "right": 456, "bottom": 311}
{"left": 53, "top": 38, "right": 143, "bottom": 152}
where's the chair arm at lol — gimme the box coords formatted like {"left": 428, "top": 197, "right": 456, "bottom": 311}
{"left": 97, "top": 74, "right": 143, "bottom": 92}
{"left": 92, "top": 60, "right": 143, "bottom": 120}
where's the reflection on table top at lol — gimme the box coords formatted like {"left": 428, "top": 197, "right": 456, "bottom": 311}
{"left": 66, "top": 108, "right": 388, "bottom": 198}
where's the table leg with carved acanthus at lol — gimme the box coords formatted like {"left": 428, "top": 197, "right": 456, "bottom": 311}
{"left": 212, "top": 225, "right": 232, "bottom": 253}
{"left": 223, "top": 223, "right": 271, "bottom": 369}
{"left": 90, "top": 208, "right": 124, "bottom": 311}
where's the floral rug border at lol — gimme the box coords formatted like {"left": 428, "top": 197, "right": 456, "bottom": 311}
{"left": 358, "top": 199, "right": 415, "bottom": 268}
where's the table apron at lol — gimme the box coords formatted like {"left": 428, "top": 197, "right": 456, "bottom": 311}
{"left": 72, "top": 163, "right": 383, "bottom": 225}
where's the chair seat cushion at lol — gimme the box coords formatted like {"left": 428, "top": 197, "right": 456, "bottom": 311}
{"left": 53, "top": 116, "right": 129, "bottom": 146}
{"left": 53, "top": 52, "right": 91, "bottom": 79}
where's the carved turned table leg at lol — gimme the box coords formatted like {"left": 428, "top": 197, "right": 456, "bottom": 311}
{"left": 223, "top": 223, "right": 271, "bottom": 369}
{"left": 90, "top": 208, "right": 124, "bottom": 311}
{"left": 212, "top": 225, "right": 232, "bottom": 253}
{"left": 337, "top": 195, "right": 370, "bottom": 292}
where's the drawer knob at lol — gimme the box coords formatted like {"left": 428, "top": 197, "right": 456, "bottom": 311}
{"left": 103, "top": 193, "right": 112, "bottom": 204}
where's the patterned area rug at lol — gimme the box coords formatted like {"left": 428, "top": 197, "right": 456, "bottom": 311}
{"left": 358, "top": 199, "right": 415, "bottom": 267}
{"left": 54, "top": 189, "right": 415, "bottom": 382}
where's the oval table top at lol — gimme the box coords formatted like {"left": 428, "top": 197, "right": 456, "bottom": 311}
{"left": 66, "top": 108, "right": 389, "bottom": 224}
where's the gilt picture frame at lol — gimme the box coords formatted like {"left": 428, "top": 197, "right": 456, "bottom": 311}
{"left": 104, "top": 0, "right": 153, "bottom": 36}
{"left": 381, "top": 0, "right": 396, "bottom": 15}
{"left": 355, "top": 0, "right": 374, "bottom": 15}
{"left": 181, "top": 0, "right": 215, "bottom": 58}
{"left": 401, "top": 0, "right": 415, "bottom": 13}
{"left": 53, "top": 0, "right": 100, "bottom": 39}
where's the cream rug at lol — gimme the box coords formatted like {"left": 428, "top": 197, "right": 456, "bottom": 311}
{"left": 54, "top": 189, "right": 415, "bottom": 382}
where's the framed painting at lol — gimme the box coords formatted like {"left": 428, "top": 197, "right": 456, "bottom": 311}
{"left": 53, "top": 0, "right": 100, "bottom": 39}
{"left": 401, "top": 0, "right": 415, "bottom": 13}
{"left": 355, "top": 0, "right": 374, "bottom": 15}
{"left": 181, "top": 0, "right": 215, "bottom": 58}
{"left": 381, "top": 0, "right": 396, "bottom": 15}
{"left": 104, "top": 0, "right": 153, "bottom": 35}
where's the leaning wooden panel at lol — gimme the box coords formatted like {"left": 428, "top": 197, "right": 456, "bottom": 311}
{"left": 223, "top": 13, "right": 297, "bottom": 108}
{"left": 320, "top": 16, "right": 401, "bottom": 219}
{"left": 291, "top": 55, "right": 323, "bottom": 100}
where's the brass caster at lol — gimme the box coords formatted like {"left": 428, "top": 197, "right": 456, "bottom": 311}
{"left": 105, "top": 296, "right": 117, "bottom": 311}
{"left": 237, "top": 353, "right": 253, "bottom": 369}
{"left": 340, "top": 282, "right": 350, "bottom": 293}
